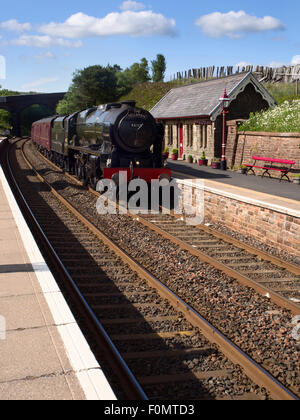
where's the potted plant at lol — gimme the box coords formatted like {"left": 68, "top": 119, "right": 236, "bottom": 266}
{"left": 292, "top": 173, "right": 300, "bottom": 185}
{"left": 238, "top": 165, "right": 248, "bottom": 174}
{"left": 171, "top": 148, "right": 179, "bottom": 161}
{"left": 198, "top": 151, "right": 208, "bottom": 166}
{"left": 211, "top": 158, "right": 221, "bottom": 169}
{"left": 187, "top": 155, "right": 193, "bottom": 163}
{"left": 162, "top": 147, "right": 169, "bottom": 159}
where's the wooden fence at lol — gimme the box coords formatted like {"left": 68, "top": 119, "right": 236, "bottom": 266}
{"left": 172, "top": 64, "right": 300, "bottom": 84}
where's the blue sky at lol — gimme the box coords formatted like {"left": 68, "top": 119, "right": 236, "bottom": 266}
{"left": 0, "top": 0, "right": 299, "bottom": 92}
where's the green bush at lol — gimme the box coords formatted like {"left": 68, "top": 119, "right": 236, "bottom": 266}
{"left": 239, "top": 100, "right": 300, "bottom": 133}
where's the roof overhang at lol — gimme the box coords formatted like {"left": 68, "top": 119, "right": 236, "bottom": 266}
{"left": 209, "top": 72, "right": 277, "bottom": 121}
{"left": 155, "top": 115, "right": 210, "bottom": 122}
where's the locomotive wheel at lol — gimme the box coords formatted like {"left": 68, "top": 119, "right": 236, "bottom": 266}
{"left": 76, "top": 163, "right": 85, "bottom": 181}
{"left": 75, "top": 161, "right": 82, "bottom": 179}
{"left": 90, "top": 176, "right": 103, "bottom": 191}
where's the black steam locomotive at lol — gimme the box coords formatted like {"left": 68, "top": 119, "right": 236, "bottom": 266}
{"left": 31, "top": 101, "right": 171, "bottom": 188}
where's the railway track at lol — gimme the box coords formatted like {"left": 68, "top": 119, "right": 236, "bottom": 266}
{"left": 137, "top": 213, "right": 300, "bottom": 315}
{"left": 35, "top": 138, "right": 300, "bottom": 314}
{"left": 5, "top": 138, "right": 299, "bottom": 400}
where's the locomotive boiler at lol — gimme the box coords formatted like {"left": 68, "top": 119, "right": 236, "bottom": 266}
{"left": 31, "top": 101, "right": 171, "bottom": 188}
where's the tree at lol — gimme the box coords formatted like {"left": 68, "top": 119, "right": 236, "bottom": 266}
{"left": 57, "top": 65, "right": 121, "bottom": 114}
{"left": 151, "top": 54, "right": 166, "bottom": 83}
{"left": 117, "top": 58, "right": 151, "bottom": 97}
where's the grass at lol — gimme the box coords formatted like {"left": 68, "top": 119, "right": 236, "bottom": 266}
{"left": 119, "top": 78, "right": 209, "bottom": 111}
{"left": 262, "top": 82, "right": 300, "bottom": 104}
{"left": 119, "top": 81, "right": 177, "bottom": 111}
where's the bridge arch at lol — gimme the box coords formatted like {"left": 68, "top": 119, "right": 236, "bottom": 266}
{"left": 0, "top": 92, "right": 65, "bottom": 136}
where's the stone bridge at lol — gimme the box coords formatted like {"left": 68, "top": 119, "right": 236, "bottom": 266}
{"left": 0, "top": 92, "right": 66, "bottom": 136}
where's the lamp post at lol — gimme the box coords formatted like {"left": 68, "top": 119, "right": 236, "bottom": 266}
{"left": 219, "top": 89, "right": 230, "bottom": 171}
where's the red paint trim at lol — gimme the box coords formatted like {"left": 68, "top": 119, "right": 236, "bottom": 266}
{"left": 103, "top": 168, "right": 171, "bottom": 183}
{"left": 179, "top": 124, "right": 183, "bottom": 158}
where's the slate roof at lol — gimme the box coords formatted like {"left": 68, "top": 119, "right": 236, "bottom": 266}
{"left": 150, "top": 72, "right": 276, "bottom": 121}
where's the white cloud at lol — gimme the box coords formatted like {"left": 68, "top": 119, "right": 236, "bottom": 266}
{"left": 39, "top": 11, "right": 177, "bottom": 38}
{"left": 0, "top": 19, "right": 31, "bottom": 32}
{"left": 195, "top": 11, "right": 285, "bottom": 39}
{"left": 235, "top": 61, "right": 251, "bottom": 68}
{"left": 268, "top": 60, "right": 286, "bottom": 68}
{"left": 120, "top": 1, "right": 145, "bottom": 11}
{"left": 34, "top": 51, "right": 56, "bottom": 61}
{"left": 10, "top": 35, "right": 82, "bottom": 48}
{"left": 21, "top": 77, "right": 59, "bottom": 91}
{"left": 291, "top": 56, "right": 300, "bottom": 66}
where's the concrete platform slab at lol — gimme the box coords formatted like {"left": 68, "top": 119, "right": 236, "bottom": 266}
{"left": 0, "top": 327, "right": 71, "bottom": 383}
{"left": 0, "top": 272, "right": 35, "bottom": 297}
{"left": 0, "top": 372, "right": 86, "bottom": 400}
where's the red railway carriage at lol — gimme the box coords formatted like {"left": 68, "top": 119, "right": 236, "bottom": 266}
{"left": 31, "top": 116, "right": 56, "bottom": 151}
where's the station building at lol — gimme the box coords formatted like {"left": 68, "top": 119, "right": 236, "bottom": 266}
{"left": 150, "top": 72, "right": 276, "bottom": 163}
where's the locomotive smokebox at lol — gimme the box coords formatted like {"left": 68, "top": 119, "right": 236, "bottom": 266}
{"left": 114, "top": 109, "right": 157, "bottom": 154}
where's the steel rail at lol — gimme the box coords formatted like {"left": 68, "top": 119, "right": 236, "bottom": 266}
{"left": 7, "top": 139, "right": 148, "bottom": 401}
{"left": 24, "top": 141, "right": 299, "bottom": 400}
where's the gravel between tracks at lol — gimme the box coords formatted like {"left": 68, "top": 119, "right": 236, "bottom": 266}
{"left": 24, "top": 141, "right": 300, "bottom": 396}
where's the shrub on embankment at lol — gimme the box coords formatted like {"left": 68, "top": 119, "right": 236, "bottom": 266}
{"left": 238, "top": 100, "right": 300, "bottom": 133}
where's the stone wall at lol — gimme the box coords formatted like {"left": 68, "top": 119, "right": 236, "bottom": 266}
{"left": 163, "top": 120, "right": 215, "bottom": 162}
{"left": 226, "top": 121, "right": 300, "bottom": 172}
{"left": 177, "top": 179, "right": 300, "bottom": 258}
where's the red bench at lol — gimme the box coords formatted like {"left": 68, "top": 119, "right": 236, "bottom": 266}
{"left": 244, "top": 156, "right": 296, "bottom": 182}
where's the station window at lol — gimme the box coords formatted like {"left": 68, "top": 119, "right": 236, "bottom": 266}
{"left": 167, "top": 125, "right": 173, "bottom": 146}
{"left": 203, "top": 125, "right": 208, "bottom": 149}
{"left": 200, "top": 125, "right": 208, "bottom": 149}
{"left": 187, "top": 124, "right": 193, "bottom": 147}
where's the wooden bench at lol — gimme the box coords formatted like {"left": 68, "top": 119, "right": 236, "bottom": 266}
{"left": 244, "top": 156, "right": 296, "bottom": 182}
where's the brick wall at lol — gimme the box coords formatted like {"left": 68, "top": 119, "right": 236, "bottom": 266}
{"left": 226, "top": 121, "right": 300, "bottom": 172}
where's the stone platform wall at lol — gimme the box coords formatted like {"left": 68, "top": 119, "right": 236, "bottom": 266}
{"left": 178, "top": 179, "right": 300, "bottom": 258}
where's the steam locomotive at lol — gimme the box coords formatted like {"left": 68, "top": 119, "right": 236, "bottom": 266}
{"left": 31, "top": 101, "right": 171, "bottom": 188}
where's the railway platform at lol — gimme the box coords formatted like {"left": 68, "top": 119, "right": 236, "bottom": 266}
{"left": 0, "top": 140, "right": 116, "bottom": 400}
{"left": 169, "top": 159, "right": 300, "bottom": 203}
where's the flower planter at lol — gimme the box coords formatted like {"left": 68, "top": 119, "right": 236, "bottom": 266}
{"left": 162, "top": 153, "right": 169, "bottom": 160}
{"left": 198, "top": 159, "right": 208, "bottom": 166}
{"left": 293, "top": 178, "right": 300, "bottom": 185}
{"left": 211, "top": 161, "right": 221, "bottom": 169}
{"left": 171, "top": 154, "right": 178, "bottom": 161}
{"left": 187, "top": 157, "right": 193, "bottom": 164}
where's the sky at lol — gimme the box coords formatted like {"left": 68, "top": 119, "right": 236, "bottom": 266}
{"left": 0, "top": 0, "right": 300, "bottom": 93}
